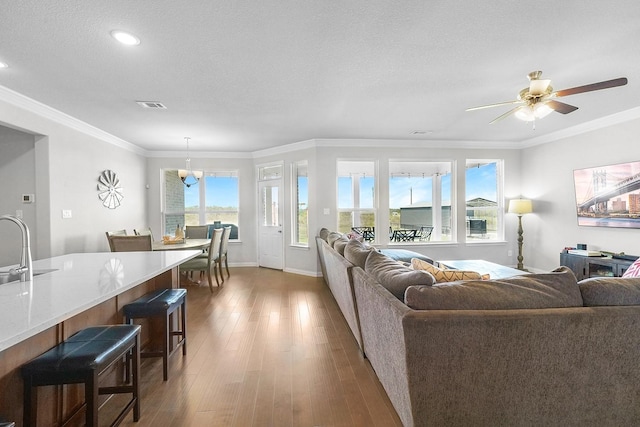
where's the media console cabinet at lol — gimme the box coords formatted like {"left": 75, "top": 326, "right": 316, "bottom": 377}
{"left": 560, "top": 252, "right": 635, "bottom": 281}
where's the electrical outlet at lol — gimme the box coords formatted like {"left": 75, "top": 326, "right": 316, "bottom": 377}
{"left": 62, "top": 209, "right": 72, "bottom": 219}
{"left": 15, "top": 209, "right": 23, "bottom": 218}
{"left": 323, "top": 208, "right": 330, "bottom": 215}
{"left": 508, "top": 250, "right": 513, "bottom": 257}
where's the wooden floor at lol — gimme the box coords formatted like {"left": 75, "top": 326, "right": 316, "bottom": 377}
{"left": 117, "top": 267, "right": 402, "bottom": 427}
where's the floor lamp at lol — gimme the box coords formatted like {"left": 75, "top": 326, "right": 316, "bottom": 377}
{"left": 508, "top": 199, "right": 533, "bottom": 271}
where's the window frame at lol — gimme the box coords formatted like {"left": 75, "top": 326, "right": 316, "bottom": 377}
{"left": 388, "top": 160, "right": 455, "bottom": 244}
{"left": 291, "top": 160, "right": 309, "bottom": 247}
{"left": 162, "top": 168, "right": 240, "bottom": 240}
{"left": 464, "top": 159, "right": 505, "bottom": 243}
{"left": 336, "top": 160, "right": 377, "bottom": 239}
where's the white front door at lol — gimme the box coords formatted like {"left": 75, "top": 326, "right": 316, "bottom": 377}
{"left": 258, "top": 179, "right": 283, "bottom": 269}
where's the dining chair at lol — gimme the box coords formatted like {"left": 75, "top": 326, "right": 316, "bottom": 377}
{"left": 109, "top": 235, "right": 152, "bottom": 252}
{"left": 418, "top": 226, "right": 434, "bottom": 241}
{"left": 106, "top": 229, "right": 128, "bottom": 251}
{"left": 134, "top": 227, "right": 154, "bottom": 241}
{"left": 185, "top": 225, "right": 209, "bottom": 239}
{"left": 179, "top": 228, "right": 223, "bottom": 292}
{"left": 218, "top": 226, "right": 231, "bottom": 282}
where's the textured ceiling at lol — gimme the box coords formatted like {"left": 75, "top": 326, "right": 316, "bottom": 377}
{"left": 0, "top": 1, "right": 639, "bottom": 153}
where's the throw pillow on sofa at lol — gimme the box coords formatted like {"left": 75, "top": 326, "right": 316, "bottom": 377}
{"left": 622, "top": 257, "right": 640, "bottom": 278}
{"left": 579, "top": 276, "right": 640, "bottom": 306}
{"left": 365, "top": 250, "right": 435, "bottom": 300}
{"left": 411, "top": 258, "right": 489, "bottom": 282}
{"left": 404, "top": 266, "right": 582, "bottom": 310}
{"left": 344, "top": 238, "right": 374, "bottom": 269}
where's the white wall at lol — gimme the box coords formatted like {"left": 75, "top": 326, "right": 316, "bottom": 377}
{"left": 522, "top": 117, "right": 640, "bottom": 271}
{"left": 0, "top": 126, "right": 36, "bottom": 266}
{"left": 0, "top": 98, "right": 147, "bottom": 259}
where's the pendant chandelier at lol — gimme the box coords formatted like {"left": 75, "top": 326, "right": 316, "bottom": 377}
{"left": 177, "top": 137, "right": 203, "bottom": 188}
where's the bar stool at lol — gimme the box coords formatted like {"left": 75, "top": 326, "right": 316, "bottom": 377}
{"left": 122, "top": 288, "right": 187, "bottom": 381}
{"left": 21, "top": 325, "right": 141, "bottom": 427}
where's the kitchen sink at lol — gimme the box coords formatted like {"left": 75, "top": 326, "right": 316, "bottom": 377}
{"left": 0, "top": 269, "right": 58, "bottom": 285}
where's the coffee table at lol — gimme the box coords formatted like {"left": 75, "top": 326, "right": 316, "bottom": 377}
{"left": 438, "top": 259, "right": 525, "bottom": 280}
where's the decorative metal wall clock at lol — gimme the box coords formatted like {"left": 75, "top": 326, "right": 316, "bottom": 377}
{"left": 97, "top": 170, "right": 124, "bottom": 209}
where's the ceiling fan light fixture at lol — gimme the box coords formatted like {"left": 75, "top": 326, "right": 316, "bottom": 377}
{"left": 515, "top": 102, "right": 553, "bottom": 122}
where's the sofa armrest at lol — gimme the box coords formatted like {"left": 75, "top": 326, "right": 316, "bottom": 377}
{"left": 352, "top": 267, "right": 414, "bottom": 426}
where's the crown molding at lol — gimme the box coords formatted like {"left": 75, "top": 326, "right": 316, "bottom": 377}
{"left": 313, "top": 138, "right": 522, "bottom": 150}
{"left": 519, "top": 106, "right": 640, "bottom": 148}
{"left": 251, "top": 139, "right": 317, "bottom": 158}
{"left": 0, "top": 84, "right": 148, "bottom": 156}
{"left": 149, "top": 150, "right": 253, "bottom": 159}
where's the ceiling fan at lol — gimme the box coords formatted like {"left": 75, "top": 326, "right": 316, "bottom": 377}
{"left": 467, "top": 71, "right": 628, "bottom": 125}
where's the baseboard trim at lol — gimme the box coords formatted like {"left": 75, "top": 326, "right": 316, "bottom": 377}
{"left": 283, "top": 267, "right": 322, "bottom": 277}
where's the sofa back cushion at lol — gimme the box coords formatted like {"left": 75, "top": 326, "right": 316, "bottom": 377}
{"left": 333, "top": 236, "right": 349, "bottom": 255}
{"left": 344, "top": 238, "right": 374, "bottom": 268}
{"left": 327, "top": 232, "right": 343, "bottom": 247}
{"left": 319, "top": 228, "right": 330, "bottom": 242}
{"left": 405, "top": 266, "right": 582, "bottom": 310}
{"left": 579, "top": 276, "right": 640, "bottom": 306}
{"left": 365, "top": 250, "right": 435, "bottom": 300}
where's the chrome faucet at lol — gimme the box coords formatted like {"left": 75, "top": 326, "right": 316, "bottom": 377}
{"left": 0, "top": 215, "right": 33, "bottom": 282}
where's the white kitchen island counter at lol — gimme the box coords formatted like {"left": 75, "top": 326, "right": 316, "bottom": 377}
{"left": 0, "top": 250, "right": 201, "bottom": 424}
{"left": 0, "top": 250, "right": 200, "bottom": 352}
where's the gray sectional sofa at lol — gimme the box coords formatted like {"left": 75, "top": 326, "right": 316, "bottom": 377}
{"left": 317, "top": 228, "right": 640, "bottom": 426}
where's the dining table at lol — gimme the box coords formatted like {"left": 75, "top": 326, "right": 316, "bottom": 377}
{"left": 152, "top": 238, "right": 211, "bottom": 287}
{"left": 152, "top": 238, "right": 210, "bottom": 251}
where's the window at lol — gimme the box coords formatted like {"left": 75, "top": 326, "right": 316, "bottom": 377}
{"left": 292, "top": 161, "right": 309, "bottom": 246}
{"left": 465, "top": 160, "right": 503, "bottom": 241}
{"left": 388, "top": 161, "right": 453, "bottom": 242}
{"left": 163, "top": 170, "right": 240, "bottom": 239}
{"left": 337, "top": 161, "right": 376, "bottom": 236}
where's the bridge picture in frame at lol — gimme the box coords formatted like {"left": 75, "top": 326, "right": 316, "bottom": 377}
{"left": 573, "top": 160, "right": 640, "bottom": 228}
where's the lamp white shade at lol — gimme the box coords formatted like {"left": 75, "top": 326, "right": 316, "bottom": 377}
{"left": 508, "top": 199, "right": 533, "bottom": 215}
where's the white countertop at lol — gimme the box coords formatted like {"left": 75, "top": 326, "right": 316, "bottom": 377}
{"left": 0, "top": 250, "right": 200, "bottom": 352}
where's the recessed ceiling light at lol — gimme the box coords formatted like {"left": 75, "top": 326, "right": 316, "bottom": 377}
{"left": 110, "top": 30, "right": 140, "bottom": 46}
{"left": 0, "top": 62, "right": 8, "bottom": 69}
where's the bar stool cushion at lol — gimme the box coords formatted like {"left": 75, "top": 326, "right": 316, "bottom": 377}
{"left": 123, "top": 288, "right": 187, "bottom": 318}
{"left": 22, "top": 325, "right": 141, "bottom": 379}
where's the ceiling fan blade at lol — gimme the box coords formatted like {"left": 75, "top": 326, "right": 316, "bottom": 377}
{"left": 466, "top": 99, "right": 524, "bottom": 111}
{"left": 489, "top": 106, "right": 522, "bottom": 124}
{"left": 546, "top": 100, "right": 579, "bottom": 114}
{"left": 555, "top": 77, "right": 628, "bottom": 97}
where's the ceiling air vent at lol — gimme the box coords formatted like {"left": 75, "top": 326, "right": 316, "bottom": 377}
{"left": 136, "top": 101, "right": 167, "bottom": 109}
